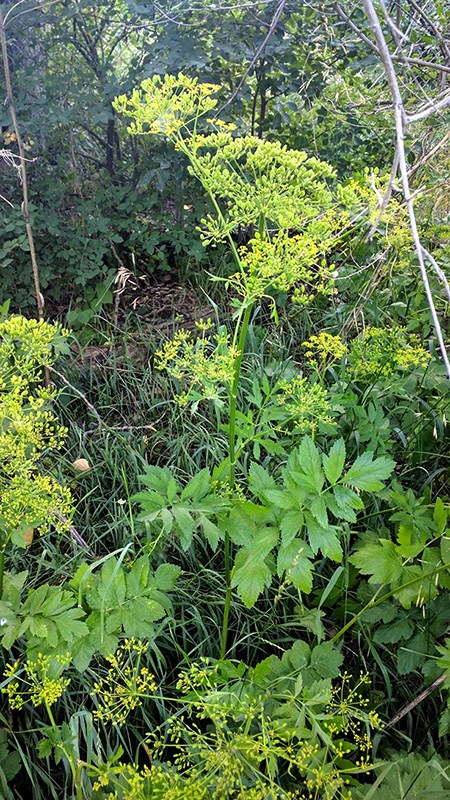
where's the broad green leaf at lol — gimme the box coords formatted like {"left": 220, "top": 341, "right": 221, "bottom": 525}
{"left": 296, "top": 437, "right": 324, "bottom": 493}
{"left": 249, "top": 462, "right": 277, "bottom": 497}
{"left": 283, "top": 639, "right": 311, "bottom": 672}
{"left": 137, "top": 465, "right": 173, "bottom": 492}
{"left": 277, "top": 540, "right": 314, "bottom": 593}
{"left": 333, "top": 485, "right": 364, "bottom": 512}
{"left": 322, "top": 439, "right": 346, "bottom": 484}
{"left": 434, "top": 497, "right": 448, "bottom": 535}
{"left": 350, "top": 540, "right": 403, "bottom": 585}
{"left": 231, "top": 527, "right": 278, "bottom": 607}
{"left": 98, "top": 560, "right": 126, "bottom": 608}
{"left": 310, "top": 496, "right": 328, "bottom": 528}
{"left": 172, "top": 506, "right": 196, "bottom": 549}
{"left": 373, "top": 618, "right": 413, "bottom": 645}
{"left": 306, "top": 515, "right": 342, "bottom": 561}
{"left": 280, "top": 509, "right": 304, "bottom": 544}
{"left": 231, "top": 554, "right": 273, "bottom": 608}
{"left": 126, "top": 556, "right": 150, "bottom": 597}
{"left": 180, "top": 468, "right": 211, "bottom": 501}
{"left": 397, "top": 633, "right": 429, "bottom": 675}
{"left": 263, "top": 489, "right": 295, "bottom": 510}
{"left": 393, "top": 565, "right": 425, "bottom": 608}
{"left": 310, "top": 642, "right": 343, "bottom": 679}
{"left": 166, "top": 476, "right": 179, "bottom": 503}
{"left": 154, "top": 563, "right": 181, "bottom": 591}
{"left": 343, "top": 452, "right": 395, "bottom": 491}
{"left": 198, "top": 513, "right": 222, "bottom": 550}
{"left": 72, "top": 637, "right": 95, "bottom": 672}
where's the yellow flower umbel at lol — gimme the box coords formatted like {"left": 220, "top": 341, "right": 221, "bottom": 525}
{"left": 2, "top": 653, "right": 71, "bottom": 710}
{"left": 91, "top": 638, "right": 157, "bottom": 725}
{"left": 113, "top": 74, "right": 220, "bottom": 137}
{"left": 302, "top": 333, "right": 348, "bottom": 374}
{"left": 348, "top": 326, "right": 431, "bottom": 381}
{"left": 155, "top": 325, "right": 239, "bottom": 407}
{"left": 275, "top": 376, "right": 334, "bottom": 433}
{"left": 225, "top": 232, "right": 333, "bottom": 307}
{"left": 0, "top": 315, "right": 74, "bottom": 551}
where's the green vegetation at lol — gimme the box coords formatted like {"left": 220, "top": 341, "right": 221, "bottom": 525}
{"left": 1, "top": 2, "right": 450, "bottom": 798}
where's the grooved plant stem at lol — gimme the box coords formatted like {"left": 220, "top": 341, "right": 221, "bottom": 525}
{"left": 220, "top": 301, "right": 253, "bottom": 659}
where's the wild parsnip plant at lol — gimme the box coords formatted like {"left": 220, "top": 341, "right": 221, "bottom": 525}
{"left": 114, "top": 74, "right": 363, "bottom": 656}
{"left": 88, "top": 646, "right": 380, "bottom": 800}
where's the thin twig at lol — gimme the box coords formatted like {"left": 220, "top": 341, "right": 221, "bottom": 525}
{"left": 219, "top": 0, "right": 288, "bottom": 111}
{"left": 406, "top": 89, "right": 450, "bottom": 123}
{"left": 49, "top": 367, "right": 104, "bottom": 427}
{"left": 0, "top": 6, "right": 44, "bottom": 320}
{"left": 367, "top": 149, "right": 400, "bottom": 240}
{"left": 384, "top": 674, "right": 446, "bottom": 730}
{"left": 421, "top": 246, "right": 450, "bottom": 305}
{"left": 53, "top": 511, "right": 95, "bottom": 557}
{"left": 408, "top": 129, "right": 450, "bottom": 179}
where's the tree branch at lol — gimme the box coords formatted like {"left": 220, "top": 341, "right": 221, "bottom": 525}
{"left": 362, "top": 0, "right": 450, "bottom": 378}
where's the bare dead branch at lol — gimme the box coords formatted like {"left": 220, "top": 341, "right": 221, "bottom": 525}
{"left": 363, "top": 0, "right": 450, "bottom": 378}
{"left": 384, "top": 673, "right": 446, "bottom": 730}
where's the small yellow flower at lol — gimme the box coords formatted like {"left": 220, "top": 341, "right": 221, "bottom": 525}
{"left": 302, "top": 332, "right": 348, "bottom": 366}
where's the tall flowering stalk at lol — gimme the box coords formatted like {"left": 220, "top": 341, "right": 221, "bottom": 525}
{"left": 114, "top": 74, "right": 360, "bottom": 655}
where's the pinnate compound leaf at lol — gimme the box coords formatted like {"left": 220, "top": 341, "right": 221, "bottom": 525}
{"left": 322, "top": 439, "right": 346, "bottom": 484}
{"left": 172, "top": 506, "right": 196, "bottom": 549}
{"left": 263, "top": 489, "right": 295, "bottom": 510}
{"left": 248, "top": 462, "right": 277, "bottom": 498}
{"left": 310, "top": 496, "right": 328, "bottom": 528}
{"left": 306, "top": 515, "right": 342, "bottom": 561}
{"left": 296, "top": 436, "right": 325, "bottom": 493}
{"left": 198, "top": 513, "right": 222, "bottom": 550}
{"left": 277, "top": 539, "right": 314, "bottom": 594}
{"left": 231, "top": 555, "right": 273, "bottom": 608}
{"left": 280, "top": 509, "right": 304, "bottom": 544}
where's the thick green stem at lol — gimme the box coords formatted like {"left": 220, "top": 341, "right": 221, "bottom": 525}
{"left": 220, "top": 301, "right": 253, "bottom": 659}
{"left": 0, "top": 539, "right": 5, "bottom": 599}
{"left": 175, "top": 136, "right": 262, "bottom": 659}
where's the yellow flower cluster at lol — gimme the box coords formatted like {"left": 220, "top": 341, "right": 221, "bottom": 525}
{"left": 2, "top": 653, "right": 71, "bottom": 710}
{"left": 276, "top": 376, "right": 334, "bottom": 432}
{"left": 155, "top": 327, "right": 239, "bottom": 407}
{"left": 0, "top": 315, "right": 74, "bottom": 542}
{"left": 91, "top": 638, "right": 157, "bottom": 725}
{"left": 0, "top": 315, "right": 68, "bottom": 381}
{"left": 302, "top": 332, "right": 348, "bottom": 366}
{"left": 349, "top": 326, "right": 431, "bottom": 380}
{"left": 113, "top": 74, "right": 219, "bottom": 138}
{"left": 187, "top": 133, "right": 346, "bottom": 244}
{"left": 226, "top": 232, "right": 333, "bottom": 305}
{"left": 0, "top": 473, "right": 73, "bottom": 536}
{"left": 0, "top": 389, "right": 66, "bottom": 479}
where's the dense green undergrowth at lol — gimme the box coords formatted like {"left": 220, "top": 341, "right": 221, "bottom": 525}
{"left": 1, "top": 71, "right": 449, "bottom": 800}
